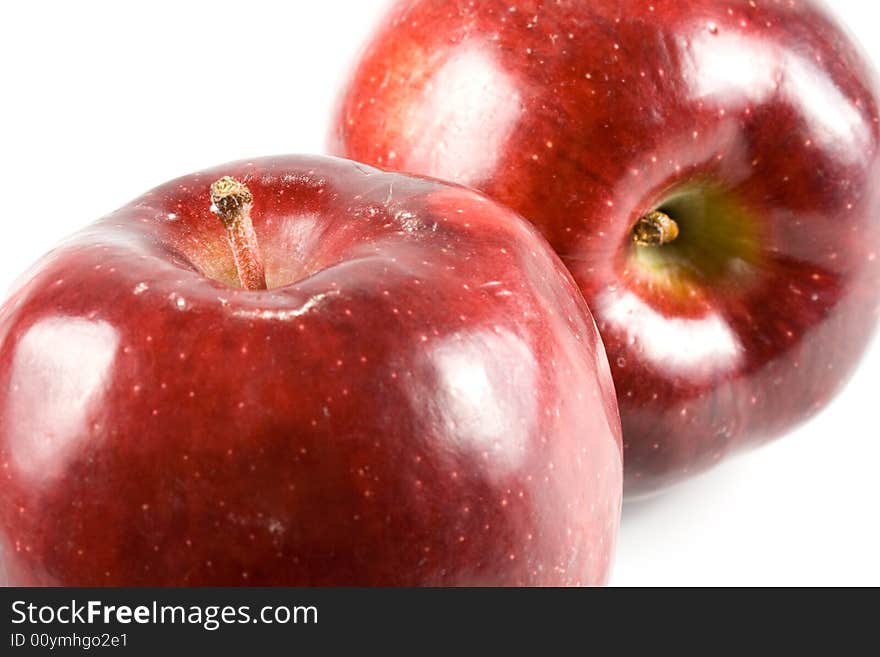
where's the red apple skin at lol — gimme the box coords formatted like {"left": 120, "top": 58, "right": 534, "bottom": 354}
{"left": 0, "top": 155, "right": 622, "bottom": 586}
{"left": 331, "top": 0, "right": 880, "bottom": 495}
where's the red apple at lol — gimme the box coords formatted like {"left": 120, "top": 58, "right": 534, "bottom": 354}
{"left": 0, "top": 155, "right": 622, "bottom": 585}
{"left": 331, "top": 0, "right": 880, "bottom": 495}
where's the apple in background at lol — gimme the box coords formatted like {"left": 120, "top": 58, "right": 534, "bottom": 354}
{"left": 331, "top": 0, "right": 880, "bottom": 495}
{"left": 0, "top": 155, "right": 622, "bottom": 585}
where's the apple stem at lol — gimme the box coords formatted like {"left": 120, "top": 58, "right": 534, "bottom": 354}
{"left": 210, "top": 176, "right": 267, "bottom": 290}
{"left": 632, "top": 210, "right": 679, "bottom": 247}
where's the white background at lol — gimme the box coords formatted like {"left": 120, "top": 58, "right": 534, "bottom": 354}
{"left": 1, "top": 1, "right": 877, "bottom": 586}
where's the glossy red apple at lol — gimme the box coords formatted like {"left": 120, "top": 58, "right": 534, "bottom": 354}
{"left": 0, "top": 155, "right": 622, "bottom": 585}
{"left": 331, "top": 0, "right": 880, "bottom": 495}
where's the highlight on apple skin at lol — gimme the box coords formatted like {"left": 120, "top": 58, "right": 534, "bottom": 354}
{"left": 331, "top": 0, "right": 880, "bottom": 495}
{"left": 0, "top": 155, "right": 622, "bottom": 586}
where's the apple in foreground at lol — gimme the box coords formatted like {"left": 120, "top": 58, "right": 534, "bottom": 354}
{"left": 331, "top": 0, "right": 880, "bottom": 495}
{"left": 0, "top": 155, "right": 622, "bottom": 585}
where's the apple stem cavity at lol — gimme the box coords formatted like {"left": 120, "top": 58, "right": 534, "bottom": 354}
{"left": 210, "top": 176, "right": 268, "bottom": 290}
{"left": 632, "top": 210, "right": 679, "bottom": 247}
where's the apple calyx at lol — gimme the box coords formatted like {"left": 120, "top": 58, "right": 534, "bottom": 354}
{"left": 632, "top": 210, "right": 679, "bottom": 247}
{"left": 210, "top": 176, "right": 267, "bottom": 290}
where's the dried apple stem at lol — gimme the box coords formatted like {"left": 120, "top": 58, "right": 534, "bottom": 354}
{"left": 210, "top": 176, "right": 267, "bottom": 290}
{"left": 632, "top": 210, "right": 680, "bottom": 247}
